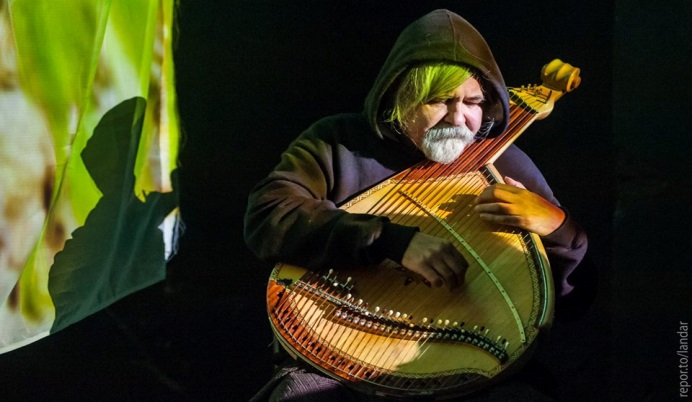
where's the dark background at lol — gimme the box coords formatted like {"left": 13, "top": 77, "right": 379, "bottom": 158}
{"left": 2, "top": 1, "right": 691, "bottom": 401}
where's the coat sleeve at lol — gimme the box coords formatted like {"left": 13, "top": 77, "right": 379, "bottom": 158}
{"left": 493, "top": 145, "right": 588, "bottom": 297}
{"left": 243, "top": 122, "right": 417, "bottom": 270}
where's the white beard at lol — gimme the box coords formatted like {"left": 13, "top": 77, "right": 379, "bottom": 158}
{"left": 420, "top": 124, "right": 476, "bottom": 164}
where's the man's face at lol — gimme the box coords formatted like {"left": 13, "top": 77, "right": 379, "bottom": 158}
{"left": 403, "top": 77, "right": 484, "bottom": 163}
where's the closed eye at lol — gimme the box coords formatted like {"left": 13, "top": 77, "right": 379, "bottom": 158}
{"left": 465, "top": 95, "right": 485, "bottom": 105}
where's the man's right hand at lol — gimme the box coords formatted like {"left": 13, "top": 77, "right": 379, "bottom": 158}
{"left": 401, "top": 232, "right": 468, "bottom": 290}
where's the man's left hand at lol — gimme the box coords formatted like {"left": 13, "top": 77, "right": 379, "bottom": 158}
{"left": 474, "top": 176, "right": 565, "bottom": 236}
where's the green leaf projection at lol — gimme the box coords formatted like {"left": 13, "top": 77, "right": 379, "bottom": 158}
{"left": 0, "top": 0, "right": 180, "bottom": 353}
{"left": 49, "top": 97, "right": 179, "bottom": 333}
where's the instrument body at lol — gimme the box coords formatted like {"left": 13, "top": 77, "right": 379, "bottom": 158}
{"left": 265, "top": 60, "right": 580, "bottom": 399}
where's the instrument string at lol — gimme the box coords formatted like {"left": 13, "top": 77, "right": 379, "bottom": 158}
{"left": 320, "top": 271, "right": 395, "bottom": 374}
{"left": 304, "top": 270, "right": 364, "bottom": 368}
{"left": 295, "top": 271, "right": 330, "bottom": 356}
{"left": 351, "top": 281, "right": 409, "bottom": 373}
{"left": 343, "top": 263, "right": 419, "bottom": 376}
{"left": 274, "top": 272, "right": 316, "bottom": 357}
{"left": 311, "top": 272, "right": 353, "bottom": 365}
{"left": 370, "top": 268, "right": 436, "bottom": 367}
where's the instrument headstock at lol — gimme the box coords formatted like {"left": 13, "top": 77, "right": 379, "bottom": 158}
{"left": 541, "top": 59, "right": 581, "bottom": 92}
{"left": 509, "top": 59, "right": 581, "bottom": 120}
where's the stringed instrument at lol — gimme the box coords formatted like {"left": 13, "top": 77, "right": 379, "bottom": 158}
{"left": 265, "top": 59, "right": 581, "bottom": 399}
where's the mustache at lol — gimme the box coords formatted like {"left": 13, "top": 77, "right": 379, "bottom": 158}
{"left": 424, "top": 124, "right": 475, "bottom": 141}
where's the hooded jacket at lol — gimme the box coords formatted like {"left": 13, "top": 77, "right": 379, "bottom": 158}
{"left": 364, "top": 9, "right": 509, "bottom": 141}
{"left": 244, "top": 10, "right": 587, "bottom": 296}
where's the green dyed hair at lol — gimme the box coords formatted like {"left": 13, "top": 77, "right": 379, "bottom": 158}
{"left": 386, "top": 63, "right": 474, "bottom": 132}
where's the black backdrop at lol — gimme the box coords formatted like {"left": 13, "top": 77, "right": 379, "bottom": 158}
{"left": 2, "top": 1, "right": 691, "bottom": 401}
{"left": 175, "top": 1, "right": 614, "bottom": 398}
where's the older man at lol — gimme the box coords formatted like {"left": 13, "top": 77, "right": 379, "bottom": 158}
{"left": 245, "top": 9, "right": 587, "bottom": 401}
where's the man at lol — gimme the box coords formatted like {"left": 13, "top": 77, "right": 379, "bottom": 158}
{"left": 245, "top": 9, "right": 587, "bottom": 401}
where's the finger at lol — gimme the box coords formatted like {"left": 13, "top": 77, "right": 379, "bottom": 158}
{"left": 417, "top": 265, "right": 445, "bottom": 288}
{"left": 504, "top": 176, "right": 526, "bottom": 189}
{"left": 442, "top": 249, "right": 468, "bottom": 287}
{"left": 475, "top": 184, "right": 502, "bottom": 203}
{"left": 417, "top": 249, "right": 457, "bottom": 289}
{"left": 477, "top": 211, "right": 522, "bottom": 226}
{"left": 433, "top": 264, "right": 457, "bottom": 289}
{"left": 431, "top": 244, "right": 467, "bottom": 289}
{"left": 474, "top": 202, "right": 512, "bottom": 215}
{"left": 427, "top": 273, "right": 445, "bottom": 288}
{"left": 476, "top": 184, "right": 519, "bottom": 204}
{"left": 410, "top": 257, "right": 458, "bottom": 290}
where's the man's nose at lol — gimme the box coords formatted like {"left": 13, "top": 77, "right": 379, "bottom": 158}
{"left": 444, "top": 102, "right": 465, "bottom": 126}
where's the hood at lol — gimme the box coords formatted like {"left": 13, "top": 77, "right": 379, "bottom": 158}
{"left": 364, "top": 9, "right": 510, "bottom": 140}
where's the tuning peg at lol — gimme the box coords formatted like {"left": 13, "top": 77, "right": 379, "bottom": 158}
{"left": 541, "top": 59, "right": 581, "bottom": 92}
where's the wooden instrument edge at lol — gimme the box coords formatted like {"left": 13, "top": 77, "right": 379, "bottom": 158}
{"left": 483, "top": 163, "right": 555, "bottom": 331}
